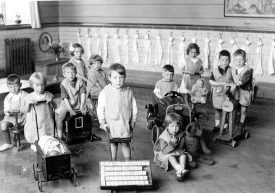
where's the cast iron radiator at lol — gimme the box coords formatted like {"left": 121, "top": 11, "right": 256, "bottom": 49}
{"left": 5, "top": 38, "right": 33, "bottom": 76}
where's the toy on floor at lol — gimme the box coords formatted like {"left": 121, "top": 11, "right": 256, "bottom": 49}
{"left": 180, "top": 122, "right": 215, "bottom": 167}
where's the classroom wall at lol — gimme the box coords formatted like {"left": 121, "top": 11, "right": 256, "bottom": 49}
{"left": 56, "top": 0, "right": 275, "bottom": 29}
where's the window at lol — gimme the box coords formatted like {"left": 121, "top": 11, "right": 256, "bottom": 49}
{"left": 0, "top": 0, "right": 31, "bottom": 25}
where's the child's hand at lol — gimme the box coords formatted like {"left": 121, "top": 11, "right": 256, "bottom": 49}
{"left": 69, "top": 110, "right": 76, "bottom": 116}
{"left": 170, "top": 135, "right": 178, "bottom": 144}
{"left": 100, "top": 124, "right": 109, "bottom": 132}
{"left": 80, "top": 105, "right": 87, "bottom": 115}
{"left": 46, "top": 98, "right": 53, "bottom": 104}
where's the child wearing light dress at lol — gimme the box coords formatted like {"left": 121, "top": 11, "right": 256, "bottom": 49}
{"left": 69, "top": 43, "right": 88, "bottom": 82}
{"left": 24, "top": 72, "right": 55, "bottom": 152}
{"left": 179, "top": 43, "right": 204, "bottom": 98}
{"left": 154, "top": 113, "right": 190, "bottom": 182}
{"left": 0, "top": 74, "right": 28, "bottom": 152}
{"left": 97, "top": 63, "right": 137, "bottom": 161}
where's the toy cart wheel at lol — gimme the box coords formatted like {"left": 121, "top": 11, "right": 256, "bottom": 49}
{"left": 244, "top": 132, "right": 249, "bottom": 139}
{"left": 231, "top": 140, "right": 237, "bottom": 148}
{"left": 71, "top": 168, "right": 78, "bottom": 186}
{"left": 37, "top": 172, "right": 42, "bottom": 192}
{"left": 33, "top": 164, "right": 38, "bottom": 181}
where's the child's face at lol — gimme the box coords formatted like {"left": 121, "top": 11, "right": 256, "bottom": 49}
{"left": 91, "top": 61, "right": 102, "bottom": 71}
{"left": 7, "top": 82, "right": 21, "bottom": 94}
{"left": 162, "top": 70, "right": 174, "bottom": 82}
{"left": 167, "top": 121, "right": 180, "bottom": 135}
{"left": 63, "top": 67, "right": 76, "bottom": 82}
{"left": 197, "top": 80, "right": 204, "bottom": 88}
{"left": 32, "top": 79, "right": 45, "bottom": 94}
{"left": 234, "top": 55, "right": 245, "bottom": 68}
{"left": 189, "top": 48, "right": 198, "bottom": 58}
{"left": 74, "top": 47, "right": 83, "bottom": 60}
{"left": 219, "top": 56, "right": 230, "bottom": 68}
{"left": 109, "top": 70, "right": 125, "bottom": 89}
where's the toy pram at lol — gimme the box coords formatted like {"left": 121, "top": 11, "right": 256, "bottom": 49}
{"left": 146, "top": 91, "right": 192, "bottom": 144}
{"left": 62, "top": 110, "right": 92, "bottom": 144}
{"left": 32, "top": 101, "right": 77, "bottom": 192}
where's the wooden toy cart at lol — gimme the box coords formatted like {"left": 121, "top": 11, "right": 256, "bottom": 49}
{"left": 31, "top": 101, "right": 78, "bottom": 192}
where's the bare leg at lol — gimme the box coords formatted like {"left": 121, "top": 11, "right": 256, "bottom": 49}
{"left": 240, "top": 106, "right": 247, "bottom": 126}
{"left": 214, "top": 109, "right": 221, "bottom": 127}
{"left": 110, "top": 143, "right": 118, "bottom": 161}
{"left": 121, "top": 143, "right": 131, "bottom": 161}
{"left": 168, "top": 156, "right": 182, "bottom": 172}
{"left": 179, "top": 154, "right": 187, "bottom": 169}
{"left": 55, "top": 114, "right": 63, "bottom": 138}
{"left": 0, "top": 121, "right": 13, "bottom": 151}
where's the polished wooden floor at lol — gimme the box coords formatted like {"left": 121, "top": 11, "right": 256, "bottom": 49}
{"left": 0, "top": 86, "right": 274, "bottom": 193}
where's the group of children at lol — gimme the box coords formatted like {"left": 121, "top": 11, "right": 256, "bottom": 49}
{"left": 152, "top": 43, "right": 253, "bottom": 181}
{"left": 0, "top": 41, "right": 253, "bottom": 182}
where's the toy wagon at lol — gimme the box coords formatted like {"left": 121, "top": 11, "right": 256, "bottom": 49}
{"left": 33, "top": 138, "right": 77, "bottom": 192}
{"left": 31, "top": 101, "right": 78, "bottom": 192}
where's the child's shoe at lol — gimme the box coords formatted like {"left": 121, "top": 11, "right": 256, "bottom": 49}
{"left": 176, "top": 171, "right": 183, "bottom": 182}
{"left": 0, "top": 143, "right": 13, "bottom": 152}
{"left": 181, "top": 169, "right": 190, "bottom": 181}
{"left": 30, "top": 144, "right": 37, "bottom": 152}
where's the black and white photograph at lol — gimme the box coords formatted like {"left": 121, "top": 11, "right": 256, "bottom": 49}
{"left": 0, "top": 0, "right": 274, "bottom": 193}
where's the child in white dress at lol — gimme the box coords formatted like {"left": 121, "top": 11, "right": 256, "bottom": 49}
{"left": 97, "top": 63, "right": 137, "bottom": 161}
{"left": 24, "top": 72, "right": 55, "bottom": 152}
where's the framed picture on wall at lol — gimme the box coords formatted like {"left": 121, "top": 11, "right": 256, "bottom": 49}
{"left": 225, "top": 0, "right": 275, "bottom": 17}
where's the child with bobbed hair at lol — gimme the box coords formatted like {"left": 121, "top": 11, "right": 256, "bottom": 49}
{"left": 69, "top": 43, "right": 88, "bottom": 81}
{"left": 190, "top": 78, "right": 208, "bottom": 104}
{"left": 154, "top": 113, "right": 190, "bottom": 181}
{"left": 24, "top": 72, "right": 55, "bottom": 152}
{"left": 179, "top": 43, "right": 204, "bottom": 94}
{"left": 0, "top": 74, "right": 28, "bottom": 152}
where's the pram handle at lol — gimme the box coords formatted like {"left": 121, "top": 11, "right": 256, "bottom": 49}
{"left": 164, "top": 91, "right": 182, "bottom": 98}
{"left": 32, "top": 101, "right": 58, "bottom": 141}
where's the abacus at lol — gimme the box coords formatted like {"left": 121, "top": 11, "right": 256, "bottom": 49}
{"left": 100, "top": 160, "right": 153, "bottom": 191}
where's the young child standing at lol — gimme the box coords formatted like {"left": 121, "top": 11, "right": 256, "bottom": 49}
{"left": 55, "top": 62, "right": 87, "bottom": 138}
{"left": 97, "top": 63, "right": 137, "bottom": 161}
{"left": 154, "top": 113, "right": 190, "bottom": 181}
{"left": 179, "top": 43, "right": 204, "bottom": 95}
{"left": 232, "top": 49, "right": 253, "bottom": 131}
{"left": 86, "top": 55, "right": 109, "bottom": 114}
{"left": 154, "top": 64, "right": 178, "bottom": 99}
{"left": 69, "top": 43, "right": 88, "bottom": 81}
{"left": 24, "top": 72, "right": 55, "bottom": 152}
{"left": 209, "top": 50, "right": 235, "bottom": 132}
{"left": 0, "top": 74, "right": 28, "bottom": 152}
{"left": 86, "top": 54, "right": 109, "bottom": 141}
{"left": 190, "top": 78, "right": 208, "bottom": 104}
